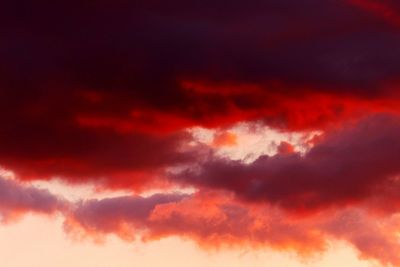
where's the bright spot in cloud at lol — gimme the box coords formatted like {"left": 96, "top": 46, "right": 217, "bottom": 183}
{"left": 190, "top": 121, "right": 320, "bottom": 163}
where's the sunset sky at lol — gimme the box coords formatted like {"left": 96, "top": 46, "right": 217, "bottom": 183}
{"left": 2, "top": 0, "right": 400, "bottom": 266}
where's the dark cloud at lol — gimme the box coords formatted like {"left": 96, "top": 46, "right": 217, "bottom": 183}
{"left": 172, "top": 115, "right": 400, "bottom": 211}
{"left": 2, "top": 0, "right": 400, "bottom": 91}
{"left": 2, "top": 1, "right": 400, "bottom": 265}
{"left": 2, "top": 0, "right": 400, "bottom": 110}
{"left": 0, "top": 123, "right": 199, "bottom": 188}
{"left": 2, "top": 0, "right": 400, "bottom": 182}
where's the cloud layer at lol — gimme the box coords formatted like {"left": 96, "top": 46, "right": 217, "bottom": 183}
{"left": 2, "top": 1, "right": 400, "bottom": 266}
{"left": 173, "top": 115, "right": 400, "bottom": 212}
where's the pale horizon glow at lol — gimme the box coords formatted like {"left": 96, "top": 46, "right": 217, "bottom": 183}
{"left": 0, "top": 215, "right": 375, "bottom": 267}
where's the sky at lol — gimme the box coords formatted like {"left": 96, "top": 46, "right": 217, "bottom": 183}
{"left": 1, "top": 0, "right": 400, "bottom": 266}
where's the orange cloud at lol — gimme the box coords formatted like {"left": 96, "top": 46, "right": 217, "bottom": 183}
{"left": 212, "top": 132, "right": 238, "bottom": 147}
{"left": 62, "top": 190, "right": 400, "bottom": 266}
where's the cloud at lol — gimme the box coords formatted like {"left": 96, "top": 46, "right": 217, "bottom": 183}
{"left": 212, "top": 131, "right": 238, "bottom": 147}
{"left": 1, "top": 169, "right": 399, "bottom": 266}
{"left": 348, "top": 0, "right": 400, "bottom": 27}
{"left": 2, "top": 0, "right": 400, "bottom": 184}
{"left": 172, "top": 115, "right": 400, "bottom": 212}
{"left": 1, "top": 0, "right": 400, "bottom": 135}
{"left": 2, "top": 2, "right": 400, "bottom": 265}
{"left": 3, "top": 0, "right": 400, "bottom": 91}
{"left": 0, "top": 121, "right": 202, "bottom": 189}
{"left": 64, "top": 191, "right": 327, "bottom": 253}
{"left": 64, "top": 193, "right": 188, "bottom": 242}
{"left": 63, "top": 191, "right": 400, "bottom": 266}
{"left": 0, "top": 176, "right": 66, "bottom": 222}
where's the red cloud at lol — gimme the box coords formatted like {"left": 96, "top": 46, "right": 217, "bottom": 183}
{"left": 2, "top": 83, "right": 400, "bottom": 190}
{"left": 2, "top": 1, "right": 400, "bottom": 265}
{"left": 348, "top": 0, "right": 400, "bottom": 27}
{"left": 3, "top": 0, "right": 400, "bottom": 189}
